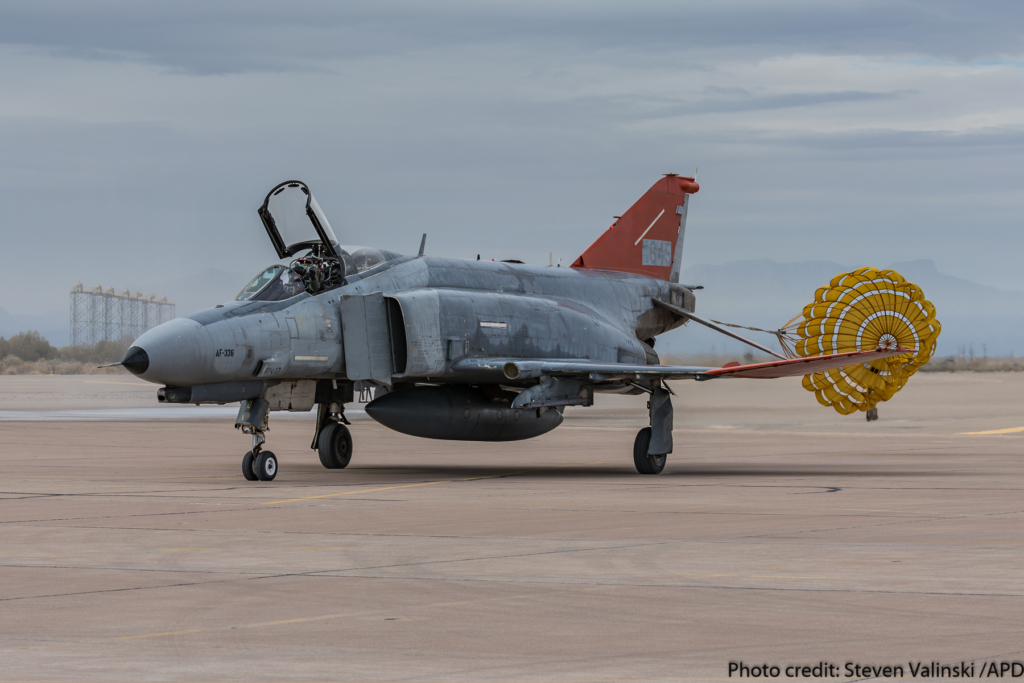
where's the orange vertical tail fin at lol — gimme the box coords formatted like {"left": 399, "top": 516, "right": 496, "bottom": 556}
{"left": 571, "top": 175, "right": 699, "bottom": 282}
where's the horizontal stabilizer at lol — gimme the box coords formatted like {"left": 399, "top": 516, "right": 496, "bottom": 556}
{"left": 702, "top": 348, "right": 910, "bottom": 379}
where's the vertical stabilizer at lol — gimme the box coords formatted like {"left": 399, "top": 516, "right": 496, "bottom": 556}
{"left": 571, "top": 175, "right": 698, "bottom": 281}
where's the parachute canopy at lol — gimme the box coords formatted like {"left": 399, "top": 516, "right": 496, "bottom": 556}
{"left": 778, "top": 267, "right": 941, "bottom": 415}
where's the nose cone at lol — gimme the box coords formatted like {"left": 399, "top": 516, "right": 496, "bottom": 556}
{"left": 125, "top": 317, "right": 214, "bottom": 386}
{"left": 121, "top": 346, "right": 149, "bottom": 376}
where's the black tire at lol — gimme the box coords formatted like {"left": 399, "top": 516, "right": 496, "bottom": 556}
{"left": 242, "top": 451, "right": 259, "bottom": 481}
{"left": 633, "top": 427, "right": 666, "bottom": 475}
{"left": 318, "top": 422, "right": 353, "bottom": 469}
{"left": 255, "top": 451, "right": 278, "bottom": 481}
{"left": 646, "top": 452, "right": 667, "bottom": 475}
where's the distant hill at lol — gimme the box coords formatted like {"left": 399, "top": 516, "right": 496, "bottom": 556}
{"left": 660, "top": 259, "right": 1023, "bottom": 357}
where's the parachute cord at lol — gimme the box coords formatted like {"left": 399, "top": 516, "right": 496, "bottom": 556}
{"left": 708, "top": 319, "right": 800, "bottom": 359}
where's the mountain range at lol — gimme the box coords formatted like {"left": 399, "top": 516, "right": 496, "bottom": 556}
{"left": 668, "top": 259, "right": 1020, "bottom": 357}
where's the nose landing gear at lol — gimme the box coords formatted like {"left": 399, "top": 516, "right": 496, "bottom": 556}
{"left": 253, "top": 450, "right": 278, "bottom": 480}
{"left": 241, "top": 428, "right": 277, "bottom": 481}
{"left": 237, "top": 397, "right": 277, "bottom": 481}
{"left": 242, "top": 450, "right": 258, "bottom": 481}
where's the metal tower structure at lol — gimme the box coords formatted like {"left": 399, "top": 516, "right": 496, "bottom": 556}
{"left": 70, "top": 284, "right": 175, "bottom": 345}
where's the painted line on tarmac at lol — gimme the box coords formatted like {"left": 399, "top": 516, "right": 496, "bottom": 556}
{"left": 263, "top": 480, "right": 451, "bottom": 505}
{"left": 959, "top": 426, "right": 1024, "bottom": 435}
{"left": 262, "top": 463, "right": 603, "bottom": 505}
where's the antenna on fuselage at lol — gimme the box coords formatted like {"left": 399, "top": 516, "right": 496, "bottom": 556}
{"left": 418, "top": 234, "right": 427, "bottom": 256}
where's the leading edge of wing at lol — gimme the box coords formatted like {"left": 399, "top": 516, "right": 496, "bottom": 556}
{"left": 452, "top": 348, "right": 909, "bottom": 382}
{"left": 451, "top": 357, "right": 712, "bottom": 381}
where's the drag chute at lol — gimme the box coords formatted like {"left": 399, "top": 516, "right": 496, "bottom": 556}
{"left": 775, "top": 268, "right": 941, "bottom": 418}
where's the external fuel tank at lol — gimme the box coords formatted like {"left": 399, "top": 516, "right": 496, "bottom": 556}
{"left": 364, "top": 385, "right": 562, "bottom": 441}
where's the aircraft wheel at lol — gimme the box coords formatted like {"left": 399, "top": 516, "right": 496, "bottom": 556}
{"left": 242, "top": 451, "right": 259, "bottom": 481}
{"left": 318, "top": 422, "right": 353, "bottom": 469}
{"left": 633, "top": 427, "right": 666, "bottom": 475}
{"left": 255, "top": 451, "right": 278, "bottom": 481}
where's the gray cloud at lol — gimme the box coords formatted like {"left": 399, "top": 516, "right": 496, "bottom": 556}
{"left": 1, "top": 0, "right": 1023, "bottom": 328}
{"left": 2, "top": 1, "right": 1024, "bottom": 74}
{"left": 653, "top": 90, "right": 908, "bottom": 116}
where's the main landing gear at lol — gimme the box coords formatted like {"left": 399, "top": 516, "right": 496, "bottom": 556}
{"left": 313, "top": 402, "right": 353, "bottom": 470}
{"left": 318, "top": 422, "right": 353, "bottom": 469}
{"left": 633, "top": 427, "right": 666, "bottom": 474}
{"left": 633, "top": 384, "right": 673, "bottom": 475}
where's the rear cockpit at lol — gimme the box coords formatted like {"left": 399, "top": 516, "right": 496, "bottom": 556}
{"left": 249, "top": 181, "right": 395, "bottom": 300}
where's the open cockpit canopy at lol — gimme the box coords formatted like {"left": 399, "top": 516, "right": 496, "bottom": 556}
{"left": 255, "top": 181, "right": 396, "bottom": 298}
{"left": 259, "top": 181, "right": 339, "bottom": 259}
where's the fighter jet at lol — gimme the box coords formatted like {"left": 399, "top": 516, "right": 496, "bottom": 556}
{"left": 120, "top": 177, "right": 904, "bottom": 480}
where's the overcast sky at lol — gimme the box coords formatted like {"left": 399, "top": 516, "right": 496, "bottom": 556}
{"left": 2, "top": 1, "right": 1023, "bottom": 316}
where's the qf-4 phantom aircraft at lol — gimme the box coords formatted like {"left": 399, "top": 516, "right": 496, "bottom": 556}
{"left": 121, "top": 177, "right": 904, "bottom": 481}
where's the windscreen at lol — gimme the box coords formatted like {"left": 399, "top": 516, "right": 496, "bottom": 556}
{"left": 236, "top": 266, "right": 306, "bottom": 302}
{"left": 236, "top": 266, "right": 282, "bottom": 301}
{"left": 261, "top": 182, "right": 339, "bottom": 257}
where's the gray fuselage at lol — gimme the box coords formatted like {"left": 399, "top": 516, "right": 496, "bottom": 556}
{"left": 128, "top": 254, "right": 695, "bottom": 390}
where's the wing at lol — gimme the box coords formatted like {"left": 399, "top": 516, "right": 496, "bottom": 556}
{"left": 452, "top": 348, "right": 909, "bottom": 382}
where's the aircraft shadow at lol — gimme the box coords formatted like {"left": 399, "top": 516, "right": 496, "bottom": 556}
{"left": 282, "top": 462, "right": 947, "bottom": 481}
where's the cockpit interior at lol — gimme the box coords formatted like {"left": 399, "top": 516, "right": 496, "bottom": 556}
{"left": 236, "top": 246, "right": 390, "bottom": 303}
{"left": 238, "top": 180, "right": 394, "bottom": 303}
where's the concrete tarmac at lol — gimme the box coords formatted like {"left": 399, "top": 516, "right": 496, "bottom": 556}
{"left": 0, "top": 373, "right": 1022, "bottom": 681}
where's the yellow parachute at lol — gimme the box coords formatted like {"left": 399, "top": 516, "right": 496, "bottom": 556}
{"left": 776, "top": 267, "right": 941, "bottom": 416}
